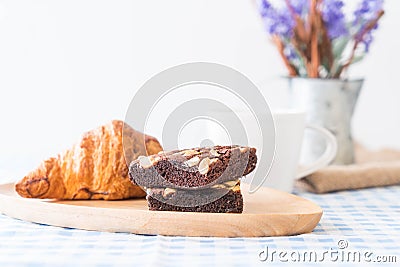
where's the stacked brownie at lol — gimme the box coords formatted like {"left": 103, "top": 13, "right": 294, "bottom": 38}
{"left": 129, "top": 145, "right": 257, "bottom": 213}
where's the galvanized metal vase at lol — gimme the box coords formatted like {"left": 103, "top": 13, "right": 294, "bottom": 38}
{"left": 288, "top": 78, "right": 364, "bottom": 165}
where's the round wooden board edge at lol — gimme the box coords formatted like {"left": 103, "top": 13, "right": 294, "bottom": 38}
{"left": 0, "top": 183, "right": 323, "bottom": 237}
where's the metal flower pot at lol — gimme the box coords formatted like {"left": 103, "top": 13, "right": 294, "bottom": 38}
{"left": 288, "top": 78, "right": 364, "bottom": 165}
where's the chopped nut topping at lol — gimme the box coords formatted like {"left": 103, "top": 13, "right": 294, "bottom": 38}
{"left": 224, "top": 180, "right": 239, "bottom": 187}
{"left": 209, "top": 149, "right": 220, "bottom": 157}
{"left": 185, "top": 156, "right": 200, "bottom": 167}
{"left": 181, "top": 149, "right": 199, "bottom": 157}
{"left": 198, "top": 157, "right": 211, "bottom": 175}
{"left": 162, "top": 188, "right": 176, "bottom": 199}
{"left": 210, "top": 158, "right": 219, "bottom": 164}
{"left": 211, "top": 180, "right": 239, "bottom": 189}
{"left": 211, "top": 184, "right": 226, "bottom": 189}
{"left": 240, "top": 147, "right": 248, "bottom": 153}
{"left": 138, "top": 156, "right": 152, "bottom": 168}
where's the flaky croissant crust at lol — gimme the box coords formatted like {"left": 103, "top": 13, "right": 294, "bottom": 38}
{"left": 15, "top": 120, "right": 162, "bottom": 200}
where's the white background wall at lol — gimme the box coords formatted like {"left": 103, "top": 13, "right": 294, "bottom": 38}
{"left": 0, "top": 0, "right": 399, "bottom": 180}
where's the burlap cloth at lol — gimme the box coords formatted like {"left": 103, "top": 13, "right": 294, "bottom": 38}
{"left": 296, "top": 144, "right": 400, "bottom": 193}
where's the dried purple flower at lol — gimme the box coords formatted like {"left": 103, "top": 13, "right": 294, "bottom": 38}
{"left": 256, "top": 0, "right": 384, "bottom": 78}
{"left": 287, "top": 0, "right": 310, "bottom": 16}
{"left": 320, "top": 0, "right": 348, "bottom": 39}
{"left": 354, "top": 0, "right": 384, "bottom": 22}
{"left": 284, "top": 45, "right": 297, "bottom": 61}
{"left": 258, "top": 0, "right": 295, "bottom": 38}
{"left": 353, "top": 0, "right": 384, "bottom": 51}
{"left": 361, "top": 31, "right": 374, "bottom": 52}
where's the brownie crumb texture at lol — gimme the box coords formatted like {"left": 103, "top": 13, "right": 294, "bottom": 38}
{"left": 147, "top": 189, "right": 243, "bottom": 213}
{"left": 146, "top": 183, "right": 240, "bottom": 207}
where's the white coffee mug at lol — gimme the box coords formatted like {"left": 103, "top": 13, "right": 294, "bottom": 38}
{"left": 205, "top": 110, "right": 337, "bottom": 192}
{"left": 264, "top": 111, "right": 337, "bottom": 192}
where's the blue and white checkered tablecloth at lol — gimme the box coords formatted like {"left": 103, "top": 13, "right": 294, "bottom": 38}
{"left": 1, "top": 178, "right": 399, "bottom": 266}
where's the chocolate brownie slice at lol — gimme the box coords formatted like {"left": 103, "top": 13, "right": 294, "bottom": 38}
{"left": 146, "top": 186, "right": 243, "bottom": 213}
{"left": 129, "top": 145, "right": 257, "bottom": 189}
{"left": 146, "top": 180, "right": 240, "bottom": 207}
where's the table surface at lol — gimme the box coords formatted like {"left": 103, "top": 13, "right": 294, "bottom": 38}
{"left": 1, "top": 178, "right": 399, "bottom": 267}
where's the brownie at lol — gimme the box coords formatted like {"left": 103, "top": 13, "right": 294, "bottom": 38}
{"left": 129, "top": 145, "right": 257, "bottom": 189}
{"left": 146, "top": 181, "right": 240, "bottom": 207}
{"left": 146, "top": 187, "right": 243, "bottom": 213}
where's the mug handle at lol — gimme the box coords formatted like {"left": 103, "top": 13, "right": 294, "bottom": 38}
{"left": 295, "top": 124, "right": 338, "bottom": 179}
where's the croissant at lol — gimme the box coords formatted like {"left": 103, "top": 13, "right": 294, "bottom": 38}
{"left": 15, "top": 120, "right": 163, "bottom": 200}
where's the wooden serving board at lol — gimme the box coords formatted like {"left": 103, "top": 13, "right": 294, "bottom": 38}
{"left": 0, "top": 183, "right": 322, "bottom": 237}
